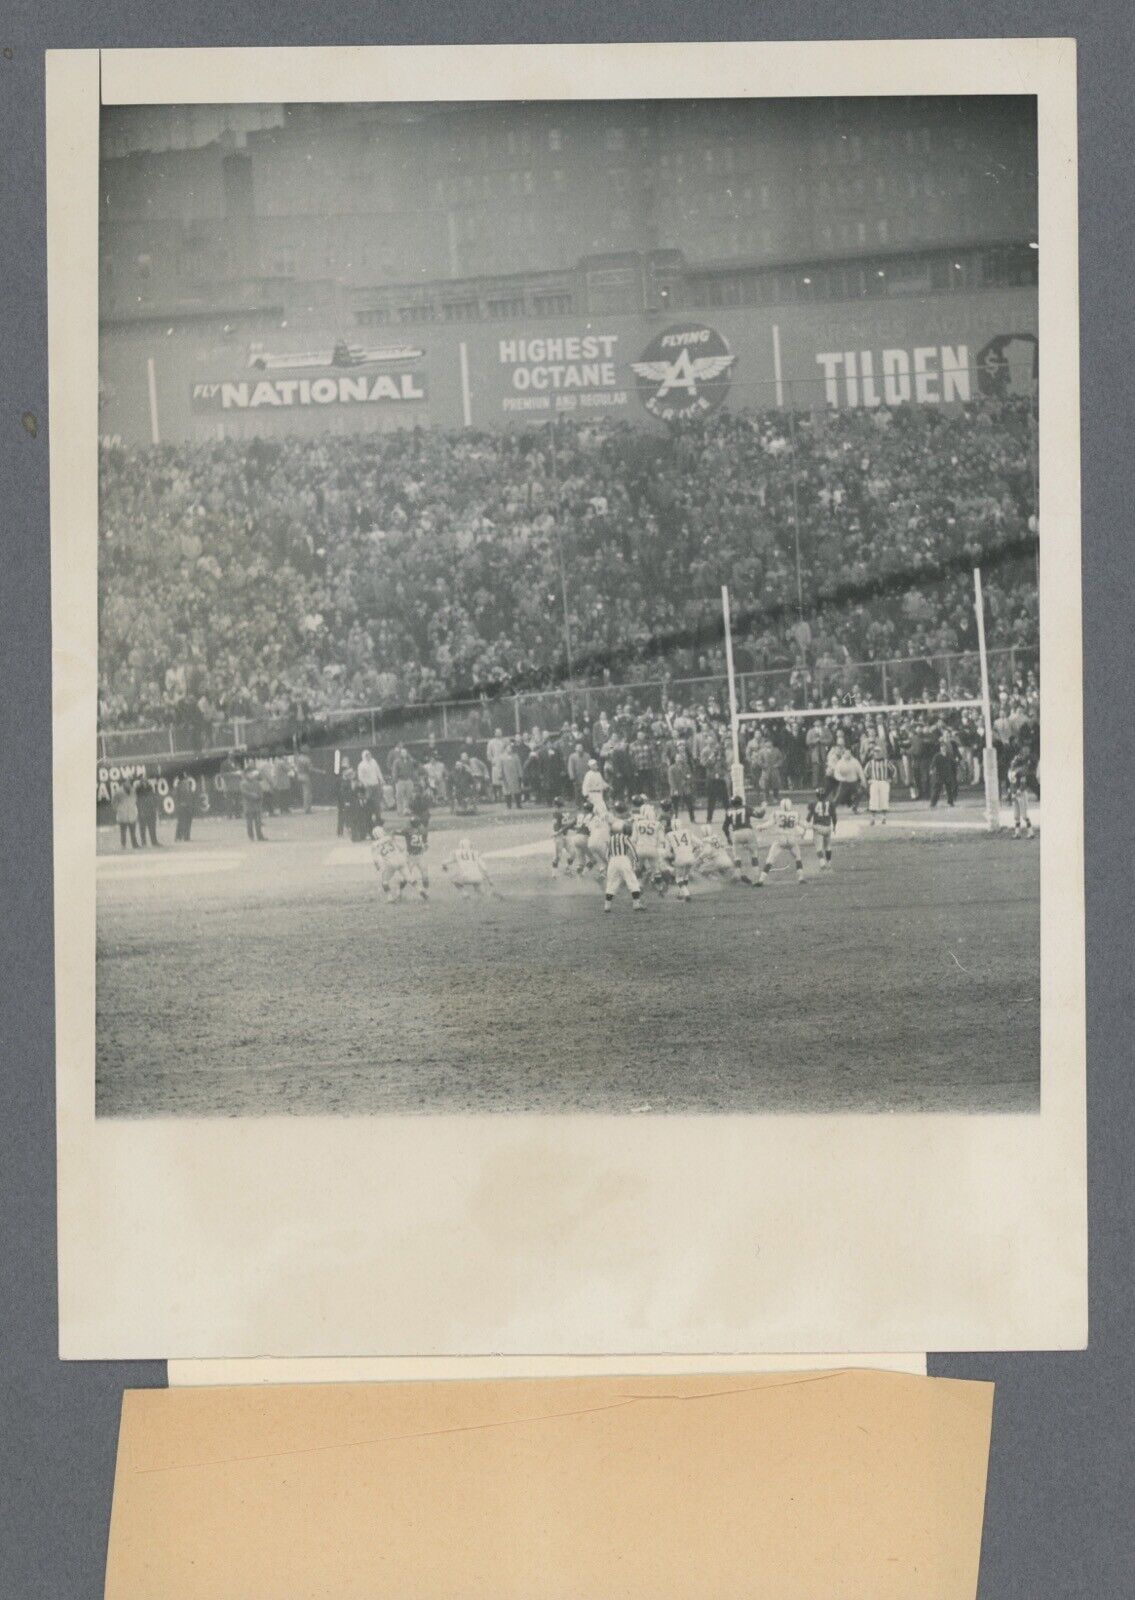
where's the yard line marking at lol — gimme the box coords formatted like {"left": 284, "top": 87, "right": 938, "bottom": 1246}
{"left": 482, "top": 840, "right": 552, "bottom": 861}
{"left": 324, "top": 844, "right": 369, "bottom": 866}
{"left": 97, "top": 852, "right": 246, "bottom": 878}
{"left": 324, "top": 839, "right": 551, "bottom": 867}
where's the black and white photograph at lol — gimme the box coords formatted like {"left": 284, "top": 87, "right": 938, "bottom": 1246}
{"left": 94, "top": 91, "right": 1043, "bottom": 1118}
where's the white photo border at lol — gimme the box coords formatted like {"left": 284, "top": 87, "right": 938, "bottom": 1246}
{"left": 52, "top": 40, "right": 1085, "bottom": 1357}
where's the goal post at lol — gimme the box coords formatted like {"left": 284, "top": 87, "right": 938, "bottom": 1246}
{"left": 973, "top": 566, "right": 1001, "bottom": 832}
{"left": 720, "top": 584, "right": 746, "bottom": 799}
{"left": 720, "top": 576, "right": 1002, "bottom": 830}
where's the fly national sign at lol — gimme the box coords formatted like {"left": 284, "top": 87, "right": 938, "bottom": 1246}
{"left": 191, "top": 340, "right": 427, "bottom": 411}
{"left": 191, "top": 372, "right": 426, "bottom": 411}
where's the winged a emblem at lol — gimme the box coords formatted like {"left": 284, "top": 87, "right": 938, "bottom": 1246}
{"left": 631, "top": 348, "right": 735, "bottom": 398}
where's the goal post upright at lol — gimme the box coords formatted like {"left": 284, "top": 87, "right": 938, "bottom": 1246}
{"left": 722, "top": 579, "right": 998, "bottom": 831}
{"left": 973, "top": 566, "right": 1000, "bottom": 831}
{"left": 721, "top": 584, "right": 746, "bottom": 800}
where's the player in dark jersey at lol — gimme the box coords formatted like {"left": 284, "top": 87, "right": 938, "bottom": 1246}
{"left": 550, "top": 796, "right": 573, "bottom": 871}
{"left": 400, "top": 820, "right": 431, "bottom": 901}
{"left": 721, "top": 793, "right": 765, "bottom": 884}
{"left": 408, "top": 785, "right": 431, "bottom": 841}
{"left": 806, "top": 788, "right": 837, "bottom": 869}
{"left": 1007, "top": 754, "right": 1036, "bottom": 839}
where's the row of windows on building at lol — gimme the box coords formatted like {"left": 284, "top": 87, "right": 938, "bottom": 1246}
{"left": 109, "top": 206, "right": 1036, "bottom": 296}
{"left": 351, "top": 245, "right": 1037, "bottom": 327}
{"left": 356, "top": 290, "right": 576, "bottom": 326}
{"left": 451, "top": 117, "right": 1028, "bottom": 163}
{"left": 429, "top": 160, "right": 1005, "bottom": 207}
{"left": 252, "top": 209, "right": 1020, "bottom": 280}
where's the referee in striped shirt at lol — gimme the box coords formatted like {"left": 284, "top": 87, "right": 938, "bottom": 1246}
{"left": 865, "top": 747, "right": 897, "bottom": 824}
{"left": 604, "top": 815, "right": 644, "bottom": 912}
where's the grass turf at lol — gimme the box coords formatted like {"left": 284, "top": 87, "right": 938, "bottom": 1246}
{"left": 96, "top": 800, "right": 1039, "bottom": 1116}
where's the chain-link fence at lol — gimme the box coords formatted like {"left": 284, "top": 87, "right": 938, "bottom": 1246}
{"left": 97, "top": 645, "right": 1037, "bottom": 764}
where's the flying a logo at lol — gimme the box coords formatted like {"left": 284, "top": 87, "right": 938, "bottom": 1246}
{"left": 632, "top": 323, "right": 736, "bottom": 420}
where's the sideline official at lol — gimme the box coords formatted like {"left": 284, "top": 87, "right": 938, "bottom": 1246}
{"left": 134, "top": 775, "right": 161, "bottom": 846}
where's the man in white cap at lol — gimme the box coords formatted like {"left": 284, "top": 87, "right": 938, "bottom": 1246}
{"left": 580, "top": 757, "right": 609, "bottom": 813}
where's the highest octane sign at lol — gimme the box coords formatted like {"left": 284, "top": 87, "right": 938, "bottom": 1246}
{"left": 631, "top": 322, "right": 736, "bottom": 420}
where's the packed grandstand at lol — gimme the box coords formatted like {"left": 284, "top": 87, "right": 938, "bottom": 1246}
{"left": 98, "top": 395, "right": 1038, "bottom": 751}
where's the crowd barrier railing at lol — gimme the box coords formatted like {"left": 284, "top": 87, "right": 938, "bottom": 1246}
{"left": 97, "top": 645, "right": 1037, "bottom": 764}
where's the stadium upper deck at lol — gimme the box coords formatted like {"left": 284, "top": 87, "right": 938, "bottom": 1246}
{"left": 99, "top": 98, "right": 1038, "bottom": 446}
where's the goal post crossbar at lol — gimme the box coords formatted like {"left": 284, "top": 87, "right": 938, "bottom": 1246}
{"left": 721, "top": 567, "right": 1001, "bottom": 829}
{"left": 735, "top": 697, "right": 983, "bottom": 722}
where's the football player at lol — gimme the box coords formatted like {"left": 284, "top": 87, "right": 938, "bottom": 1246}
{"left": 370, "top": 824, "right": 408, "bottom": 903}
{"left": 1007, "top": 752, "right": 1036, "bottom": 839}
{"left": 694, "top": 822, "right": 737, "bottom": 881}
{"left": 805, "top": 787, "right": 837, "bottom": 868}
{"left": 581, "top": 802, "right": 612, "bottom": 874}
{"left": 400, "top": 818, "right": 431, "bottom": 902}
{"left": 664, "top": 815, "right": 700, "bottom": 902}
{"left": 756, "top": 796, "right": 806, "bottom": 886}
{"left": 550, "top": 796, "right": 573, "bottom": 872}
{"left": 566, "top": 802, "right": 595, "bottom": 874}
{"left": 630, "top": 798, "right": 666, "bottom": 889}
{"left": 721, "top": 793, "right": 764, "bottom": 883}
{"left": 440, "top": 837, "right": 500, "bottom": 898}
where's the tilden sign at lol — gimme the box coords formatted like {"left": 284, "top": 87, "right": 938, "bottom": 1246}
{"left": 814, "top": 345, "right": 974, "bottom": 408}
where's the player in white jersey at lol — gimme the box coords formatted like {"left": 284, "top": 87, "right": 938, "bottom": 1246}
{"left": 694, "top": 822, "right": 737, "bottom": 881}
{"left": 581, "top": 803, "right": 612, "bottom": 874}
{"left": 565, "top": 804, "right": 594, "bottom": 874}
{"left": 370, "top": 825, "right": 409, "bottom": 902}
{"left": 664, "top": 817, "right": 699, "bottom": 902}
{"left": 440, "top": 837, "right": 498, "bottom": 898}
{"left": 756, "top": 797, "right": 806, "bottom": 886}
{"left": 629, "top": 798, "right": 666, "bottom": 889}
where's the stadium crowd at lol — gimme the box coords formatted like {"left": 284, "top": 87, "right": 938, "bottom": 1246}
{"left": 106, "top": 677, "right": 1040, "bottom": 849}
{"left": 98, "top": 397, "right": 1039, "bottom": 743}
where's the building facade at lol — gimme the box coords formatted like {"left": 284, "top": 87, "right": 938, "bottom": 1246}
{"left": 101, "top": 97, "right": 1038, "bottom": 321}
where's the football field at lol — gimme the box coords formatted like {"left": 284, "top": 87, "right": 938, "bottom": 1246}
{"left": 96, "top": 796, "right": 1040, "bottom": 1116}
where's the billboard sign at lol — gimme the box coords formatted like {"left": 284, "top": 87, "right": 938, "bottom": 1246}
{"left": 495, "top": 333, "right": 628, "bottom": 415}
{"left": 631, "top": 322, "right": 736, "bottom": 420}
{"left": 246, "top": 339, "right": 425, "bottom": 372}
{"left": 190, "top": 371, "right": 426, "bottom": 412}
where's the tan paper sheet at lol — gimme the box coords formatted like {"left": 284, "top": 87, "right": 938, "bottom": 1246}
{"left": 169, "top": 1350, "right": 926, "bottom": 1384}
{"left": 105, "top": 1371, "right": 992, "bottom": 1600}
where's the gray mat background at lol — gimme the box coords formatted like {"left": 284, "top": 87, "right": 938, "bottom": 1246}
{"left": 1, "top": 4, "right": 1130, "bottom": 1596}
